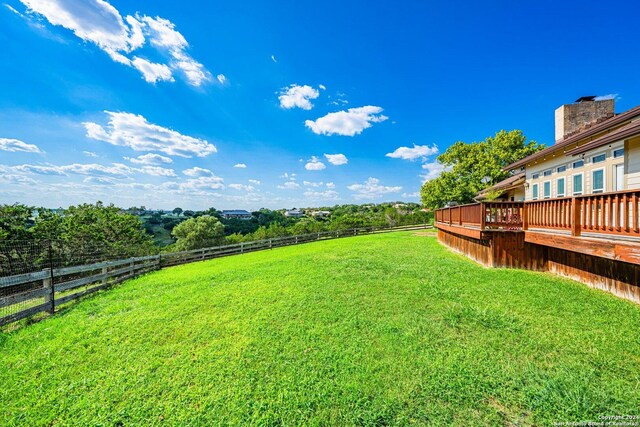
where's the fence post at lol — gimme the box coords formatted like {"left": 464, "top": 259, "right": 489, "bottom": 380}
{"left": 241, "top": 242, "right": 244, "bottom": 254}
{"left": 101, "top": 266, "right": 108, "bottom": 286}
{"left": 269, "top": 239, "right": 272, "bottom": 249}
{"left": 480, "top": 203, "right": 486, "bottom": 230}
{"left": 522, "top": 203, "right": 529, "bottom": 231}
{"left": 46, "top": 242, "right": 55, "bottom": 314}
{"left": 571, "top": 197, "right": 582, "bottom": 237}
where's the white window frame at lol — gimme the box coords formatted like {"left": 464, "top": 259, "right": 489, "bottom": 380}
{"left": 591, "top": 168, "right": 605, "bottom": 194}
{"left": 556, "top": 177, "right": 566, "bottom": 198}
{"left": 543, "top": 180, "right": 551, "bottom": 199}
{"left": 543, "top": 169, "right": 552, "bottom": 177}
{"left": 572, "top": 173, "right": 583, "bottom": 196}
{"left": 572, "top": 160, "right": 584, "bottom": 169}
{"left": 556, "top": 165, "right": 567, "bottom": 173}
{"left": 532, "top": 173, "right": 539, "bottom": 180}
{"left": 532, "top": 183, "right": 539, "bottom": 200}
{"left": 613, "top": 147, "right": 625, "bottom": 158}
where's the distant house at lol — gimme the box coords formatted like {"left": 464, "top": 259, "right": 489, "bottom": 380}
{"left": 310, "top": 210, "right": 331, "bottom": 218}
{"left": 284, "top": 209, "right": 304, "bottom": 218}
{"left": 221, "top": 210, "right": 252, "bottom": 220}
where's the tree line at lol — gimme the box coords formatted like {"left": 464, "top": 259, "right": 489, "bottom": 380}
{"left": 0, "top": 202, "right": 431, "bottom": 259}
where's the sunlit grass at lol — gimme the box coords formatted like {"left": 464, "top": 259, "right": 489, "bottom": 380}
{"left": 1, "top": 232, "right": 639, "bottom": 426}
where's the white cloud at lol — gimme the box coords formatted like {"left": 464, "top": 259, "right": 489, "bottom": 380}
{"left": 386, "top": 144, "right": 439, "bottom": 161}
{"left": 126, "top": 153, "right": 173, "bottom": 165}
{"left": 278, "top": 84, "right": 320, "bottom": 110}
{"left": 271, "top": 54, "right": 277, "bottom": 63}
{"left": 131, "top": 57, "right": 174, "bottom": 83}
{"left": 303, "top": 190, "right": 339, "bottom": 200}
{"left": 137, "top": 165, "right": 176, "bottom": 177}
{"left": 277, "top": 181, "right": 300, "bottom": 190}
{"left": 303, "top": 181, "right": 324, "bottom": 187}
{"left": 216, "top": 74, "right": 227, "bottom": 85}
{"left": 228, "top": 183, "right": 254, "bottom": 191}
{"left": 248, "top": 179, "right": 261, "bottom": 185}
{"left": 234, "top": 163, "right": 247, "bottom": 168}
{"left": 402, "top": 192, "right": 420, "bottom": 198}
{"left": 14, "top": 164, "right": 65, "bottom": 175}
{"left": 318, "top": 84, "right": 326, "bottom": 91}
{"left": 324, "top": 153, "right": 348, "bottom": 166}
{"left": 305, "top": 106, "right": 388, "bottom": 136}
{"left": 19, "top": 1, "right": 211, "bottom": 86}
{"left": 175, "top": 176, "right": 224, "bottom": 191}
{"left": 84, "top": 111, "right": 216, "bottom": 158}
{"left": 83, "top": 151, "right": 98, "bottom": 158}
{"left": 326, "top": 182, "right": 335, "bottom": 189}
{"left": 305, "top": 156, "right": 326, "bottom": 171}
{"left": 347, "top": 177, "right": 402, "bottom": 200}
{"left": 183, "top": 167, "right": 215, "bottom": 177}
{"left": 420, "top": 161, "right": 446, "bottom": 182}
{"left": 0, "top": 138, "right": 44, "bottom": 153}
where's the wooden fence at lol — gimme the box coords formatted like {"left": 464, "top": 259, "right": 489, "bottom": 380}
{"left": 0, "top": 224, "right": 431, "bottom": 327}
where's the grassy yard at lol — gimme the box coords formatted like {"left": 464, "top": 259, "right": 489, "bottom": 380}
{"left": 1, "top": 232, "right": 639, "bottom": 426}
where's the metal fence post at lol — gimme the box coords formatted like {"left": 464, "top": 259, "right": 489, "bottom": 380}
{"left": 46, "top": 242, "right": 55, "bottom": 314}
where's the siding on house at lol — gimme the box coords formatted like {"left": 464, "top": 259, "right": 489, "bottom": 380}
{"left": 627, "top": 136, "right": 640, "bottom": 189}
{"left": 525, "top": 140, "right": 626, "bottom": 200}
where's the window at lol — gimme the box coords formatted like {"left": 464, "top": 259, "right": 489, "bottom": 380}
{"left": 592, "top": 169, "right": 604, "bottom": 193}
{"left": 532, "top": 173, "right": 539, "bottom": 180}
{"left": 557, "top": 177, "right": 565, "bottom": 197}
{"left": 573, "top": 174, "right": 583, "bottom": 195}
{"left": 592, "top": 153, "right": 606, "bottom": 164}
{"left": 543, "top": 181, "right": 551, "bottom": 199}
{"left": 543, "top": 170, "right": 552, "bottom": 177}
{"left": 557, "top": 165, "right": 567, "bottom": 173}
{"left": 614, "top": 148, "right": 625, "bottom": 158}
{"left": 532, "top": 183, "right": 539, "bottom": 200}
{"left": 573, "top": 160, "right": 584, "bottom": 168}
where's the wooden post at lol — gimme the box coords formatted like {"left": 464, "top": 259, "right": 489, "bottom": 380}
{"left": 241, "top": 242, "right": 244, "bottom": 254}
{"left": 101, "top": 266, "right": 108, "bottom": 286}
{"left": 458, "top": 206, "right": 462, "bottom": 226}
{"left": 522, "top": 203, "right": 529, "bottom": 231}
{"left": 43, "top": 269, "right": 54, "bottom": 314}
{"left": 571, "top": 197, "right": 582, "bottom": 237}
{"left": 480, "top": 203, "right": 486, "bottom": 231}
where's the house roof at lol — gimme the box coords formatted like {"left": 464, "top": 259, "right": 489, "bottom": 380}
{"left": 565, "top": 120, "right": 640, "bottom": 156}
{"left": 505, "top": 105, "right": 640, "bottom": 171}
{"left": 222, "top": 210, "right": 251, "bottom": 215}
{"left": 476, "top": 172, "right": 526, "bottom": 199}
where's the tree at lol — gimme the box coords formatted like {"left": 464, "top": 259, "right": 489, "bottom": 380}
{"left": 32, "top": 202, "right": 155, "bottom": 257}
{"left": 420, "top": 130, "right": 544, "bottom": 209}
{"left": 171, "top": 215, "right": 225, "bottom": 251}
{"left": 173, "top": 207, "right": 183, "bottom": 216}
{"left": 0, "top": 204, "right": 35, "bottom": 241}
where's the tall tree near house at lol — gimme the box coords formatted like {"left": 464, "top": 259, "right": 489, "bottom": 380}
{"left": 420, "top": 130, "right": 544, "bottom": 209}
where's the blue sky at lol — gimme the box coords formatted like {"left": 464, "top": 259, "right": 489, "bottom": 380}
{"left": 1, "top": 0, "right": 639, "bottom": 210}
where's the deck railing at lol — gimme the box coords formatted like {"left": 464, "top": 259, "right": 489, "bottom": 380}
{"left": 434, "top": 189, "right": 640, "bottom": 238}
{"left": 435, "top": 202, "right": 524, "bottom": 230}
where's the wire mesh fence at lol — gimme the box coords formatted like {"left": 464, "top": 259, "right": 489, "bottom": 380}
{"left": 0, "top": 223, "right": 432, "bottom": 327}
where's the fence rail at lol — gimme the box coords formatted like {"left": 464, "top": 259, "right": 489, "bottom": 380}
{"left": 434, "top": 189, "right": 640, "bottom": 238}
{"left": 0, "top": 223, "right": 431, "bottom": 327}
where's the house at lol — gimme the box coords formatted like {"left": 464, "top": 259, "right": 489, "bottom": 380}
{"left": 221, "top": 210, "right": 253, "bottom": 220}
{"left": 284, "top": 209, "right": 304, "bottom": 218}
{"left": 434, "top": 96, "right": 640, "bottom": 304}
{"left": 310, "top": 210, "right": 331, "bottom": 218}
{"left": 475, "top": 172, "right": 526, "bottom": 202}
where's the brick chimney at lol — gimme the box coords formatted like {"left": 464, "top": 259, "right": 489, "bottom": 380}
{"left": 555, "top": 96, "right": 615, "bottom": 141}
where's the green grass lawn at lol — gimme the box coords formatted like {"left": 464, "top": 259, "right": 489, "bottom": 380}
{"left": 1, "top": 232, "right": 639, "bottom": 426}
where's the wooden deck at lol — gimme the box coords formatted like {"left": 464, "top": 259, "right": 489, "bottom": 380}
{"left": 434, "top": 192, "right": 640, "bottom": 303}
